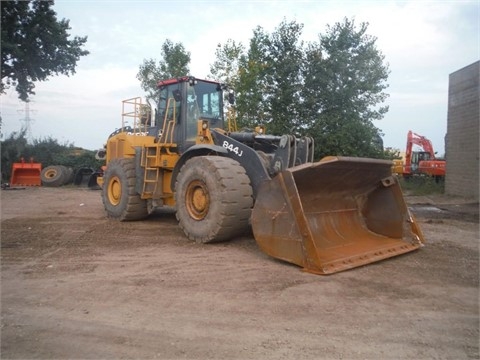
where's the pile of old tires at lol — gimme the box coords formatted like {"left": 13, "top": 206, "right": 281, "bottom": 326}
{"left": 40, "top": 165, "right": 101, "bottom": 189}
{"left": 40, "top": 165, "right": 74, "bottom": 187}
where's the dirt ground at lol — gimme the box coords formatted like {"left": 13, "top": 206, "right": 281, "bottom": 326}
{"left": 1, "top": 186, "right": 478, "bottom": 359}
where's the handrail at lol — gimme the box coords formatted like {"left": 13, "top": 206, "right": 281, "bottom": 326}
{"left": 121, "top": 97, "right": 151, "bottom": 135}
{"left": 158, "top": 97, "right": 177, "bottom": 145}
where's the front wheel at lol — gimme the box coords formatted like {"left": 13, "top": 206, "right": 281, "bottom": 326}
{"left": 102, "top": 158, "right": 148, "bottom": 221}
{"left": 175, "top": 156, "right": 253, "bottom": 243}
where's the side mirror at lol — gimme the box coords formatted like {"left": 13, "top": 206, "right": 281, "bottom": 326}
{"left": 228, "top": 90, "right": 235, "bottom": 105}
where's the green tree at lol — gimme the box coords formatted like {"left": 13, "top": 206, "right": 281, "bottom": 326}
{"left": 136, "top": 39, "right": 191, "bottom": 100}
{"left": 256, "top": 20, "right": 305, "bottom": 135}
{"left": 24, "top": 139, "right": 101, "bottom": 171}
{"left": 23, "top": 136, "right": 74, "bottom": 166}
{"left": 1, "top": 130, "right": 28, "bottom": 182}
{"left": 209, "top": 39, "right": 245, "bottom": 87}
{"left": 235, "top": 29, "right": 269, "bottom": 129}
{"left": 213, "top": 21, "right": 305, "bottom": 131}
{"left": 302, "top": 18, "right": 390, "bottom": 159}
{"left": 211, "top": 18, "right": 390, "bottom": 159}
{"left": 1, "top": 0, "right": 89, "bottom": 102}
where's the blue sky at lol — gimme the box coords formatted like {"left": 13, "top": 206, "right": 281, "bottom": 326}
{"left": 1, "top": 0, "right": 478, "bottom": 156}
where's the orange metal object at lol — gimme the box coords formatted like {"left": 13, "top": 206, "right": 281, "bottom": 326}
{"left": 418, "top": 159, "right": 446, "bottom": 177}
{"left": 252, "top": 156, "right": 424, "bottom": 275}
{"left": 404, "top": 130, "right": 445, "bottom": 177}
{"left": 10, "top": 158, "right": 42, "bottom": 186}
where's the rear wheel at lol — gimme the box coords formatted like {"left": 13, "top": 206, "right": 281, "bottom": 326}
{"left": 175, "top": 156, "right": 253, "bottom": 243}
{"left": 102, "top": 158, "right": 148, "bottom": 221}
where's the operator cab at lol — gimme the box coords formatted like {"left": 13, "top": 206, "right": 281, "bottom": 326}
{"left": 411, "top": 151, "right": 431, "bottom": 172}
{"left": 155, "top": 76, "right": 225, "bottom": 153}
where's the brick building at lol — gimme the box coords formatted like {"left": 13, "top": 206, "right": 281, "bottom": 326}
{"left": 445, "top": 61, "right": 479, "bottom": 201}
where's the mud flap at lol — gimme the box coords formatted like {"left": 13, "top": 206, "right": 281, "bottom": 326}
{"left": 251, "top": 156, "right": 424, "bottom": 275}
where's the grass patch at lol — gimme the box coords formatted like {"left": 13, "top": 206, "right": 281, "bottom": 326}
{"left": 398, "top": 176, "right": 445, "bottom": 196}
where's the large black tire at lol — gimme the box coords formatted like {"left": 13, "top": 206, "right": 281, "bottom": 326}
{"left": 63, "top": 166, "right": 75, "bottom": 185}
{"left": 102, "top": 158, "right": 148, "bottom": 221}
{"left": 73, "top": 167, "right": 94, "bottom": 186}
{"left": 175, "top": 156, "right": 253, "bottom": 243}
{"left": 41, "top": 165, "right": 66, "bottom": 187}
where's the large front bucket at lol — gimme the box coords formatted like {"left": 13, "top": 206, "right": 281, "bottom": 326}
{"left": 251, "top": 156, "right": 424, "bottom": 274}
{"left": 10, "top": 160, "right": 42, "bottom": 186}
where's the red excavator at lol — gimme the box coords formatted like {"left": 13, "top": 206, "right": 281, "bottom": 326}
{"left": 403, "top": 130, "right": 446, "bottom": 180}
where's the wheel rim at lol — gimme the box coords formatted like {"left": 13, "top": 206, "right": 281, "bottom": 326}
{"left": 185, "top": 180, "right": 209, "bottom": 220}
{"left": 45, "top": 169, "right": 57, "bottom": 179}
{"left": 107, "top": 176, "right": 122, "bottom": 206}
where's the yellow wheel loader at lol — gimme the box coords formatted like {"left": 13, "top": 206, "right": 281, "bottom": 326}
{"left": 98, "top": 76, "right": 424, "bottom": 275}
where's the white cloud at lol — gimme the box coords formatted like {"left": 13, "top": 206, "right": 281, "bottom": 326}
{"left": 1, "top": 65, "right": 143, "bottom": 149}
